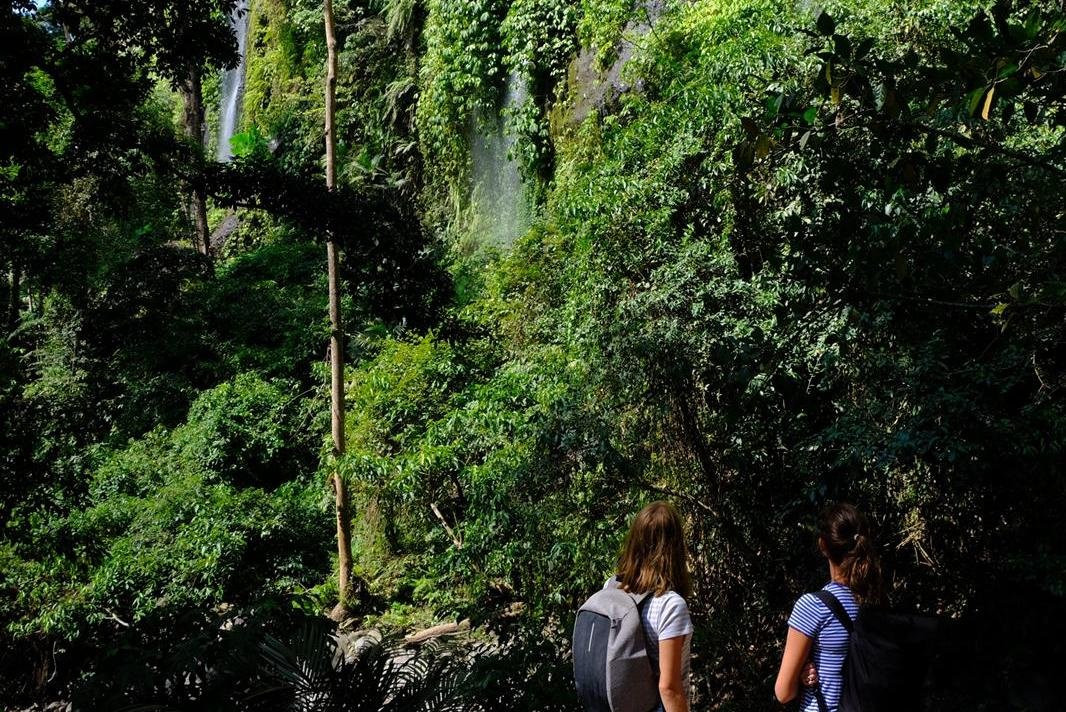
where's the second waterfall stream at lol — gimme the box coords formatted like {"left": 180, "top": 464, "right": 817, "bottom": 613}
{"left": 217, "top": 0, "right": 250, "bottom": 162}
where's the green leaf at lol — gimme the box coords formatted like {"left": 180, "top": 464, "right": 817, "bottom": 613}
{"left": 755, "top": 134, "right": 772, "bottom": 159}
{"left": 768, "top": 92, "right": 785, "bottom": 118}
{"left": 815, "top": 10, "right": 836, "bottom": 36}
{"left": 833, "top": 34, "right": 852, "bottom": 58}
{"left": 997, "top": 62, "right": 1019, "bottom": 79}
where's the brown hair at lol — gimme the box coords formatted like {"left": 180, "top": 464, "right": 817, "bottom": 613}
{"left": 818, "top": 503, "right": 884, "bottom": 606}
{"left": 616, "top": 501, "right": 691, "bottom": 598}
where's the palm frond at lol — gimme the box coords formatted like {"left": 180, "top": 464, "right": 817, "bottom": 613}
{"left": 374, "top": 0, "right": 420, "bottom": 43}
{"left": 248, "top": 620, "right": 489, "bottom": 712}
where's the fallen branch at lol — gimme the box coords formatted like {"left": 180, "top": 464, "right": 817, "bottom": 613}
{"left": 404, "top": 619, "right": 470, "bottom": 645}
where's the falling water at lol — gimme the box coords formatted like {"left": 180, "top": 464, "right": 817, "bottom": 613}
{"left": 469, "top": 71, "right": 530, "bottom": 248}
{"left": 216, "top": 1, "right": 250, "bottom": 162}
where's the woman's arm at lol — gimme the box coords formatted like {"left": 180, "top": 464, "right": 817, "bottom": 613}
{"left": 658, "top": 635, "right": 689, "bottom": 712}
{"left": 774, "top": 627, "right": 814, "bottom": 703}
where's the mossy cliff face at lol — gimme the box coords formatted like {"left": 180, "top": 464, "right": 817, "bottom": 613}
{"left": 241, "top": 0, "right": 320, "bottom": 158}
{"left": 232, "top": 0, "right": 629, "bottom": 246}
{"left": 225, "top": 1, "right": 723, "bottom": 249}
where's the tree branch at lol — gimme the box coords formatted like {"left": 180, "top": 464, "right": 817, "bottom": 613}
{"left": 636, "top": 479, "right": 715, "bottom": 516}
{"left": 902, "top": 121, "right": 1066, "bottom": 178}
{"left": 430, "top": 502, "right": 462, "bottom": 549}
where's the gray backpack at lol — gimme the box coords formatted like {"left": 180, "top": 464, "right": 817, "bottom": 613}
{"left": 573, "top": 578, "right": 659, "bottom": 712}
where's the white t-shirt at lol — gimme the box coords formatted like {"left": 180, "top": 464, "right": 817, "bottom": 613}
{"left": 604, "top": 577, "right": 694, "bottom": 705}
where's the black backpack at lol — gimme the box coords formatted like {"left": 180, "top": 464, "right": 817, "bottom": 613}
{"left": 812, "top": 590, "right": 940, "bottom": 712}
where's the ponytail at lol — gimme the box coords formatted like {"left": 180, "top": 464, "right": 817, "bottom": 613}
{"left": 818, "top": 504, "right": 884, "bottom": 606}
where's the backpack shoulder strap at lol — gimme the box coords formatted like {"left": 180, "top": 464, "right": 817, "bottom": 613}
{"left": 628, "top": 590, "right": 655, "bottom": 652}
{"left": 811, "top": 590, "right": 853, "bottom": 712}
{"left": 813, "top": 589, "right": 854, "bottom": 633}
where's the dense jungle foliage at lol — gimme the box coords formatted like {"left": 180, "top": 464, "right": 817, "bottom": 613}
{"left": 2, "top": 0, "right": 1064, "bottom": 709}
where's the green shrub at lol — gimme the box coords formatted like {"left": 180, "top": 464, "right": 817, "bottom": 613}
{"left": 204, "top": 242, "right": 328, "bottom": 379}
{"left": 176, "top": 372, "right": 315, "bottom": 488}
{"left": 577, "top": 0, "right": 636, "bottom": 68}
{"left": 4, "top": 371, "right": 330, "bottom": 642}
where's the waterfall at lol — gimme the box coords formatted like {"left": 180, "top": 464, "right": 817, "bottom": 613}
{"left": 469, "top": 71, "right": 530, "bottom": 248}
{"left": 216, "top": 0, "right": 250, "bottom": 162}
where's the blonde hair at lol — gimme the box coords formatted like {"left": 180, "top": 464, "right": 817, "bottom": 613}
{"left": 616, "top": 501, "right": 691, "bottom": 598}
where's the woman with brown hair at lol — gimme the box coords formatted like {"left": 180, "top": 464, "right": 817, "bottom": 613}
{"left": 606, "top": 500, "right": 694, "bottom": 712}
{"left": 774, "top": 502, "right": 884, "bottom": 711}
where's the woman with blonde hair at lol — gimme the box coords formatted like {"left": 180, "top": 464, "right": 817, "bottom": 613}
{"left": 606, "top": 500, "right": 694, "bottom": 712}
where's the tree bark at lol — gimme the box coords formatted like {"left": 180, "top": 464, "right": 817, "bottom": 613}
{"left": 404, "top": 619, "right": 471, "bottom": 645}
{"left": 180, "top": 64, "right": 210, "bottom": 257}
{"left": 1, "top": 263, "right": 9, "bottom": 334}
{"left": 324, "top": 0, "right": 356, "bottom": 622}
{"left": 7, "top": 261, "right": 20, "bottom": 334}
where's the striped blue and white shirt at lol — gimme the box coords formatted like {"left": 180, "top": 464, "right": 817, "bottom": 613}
{"left": 787, "top": 581, "right": 858, "bottom": 712}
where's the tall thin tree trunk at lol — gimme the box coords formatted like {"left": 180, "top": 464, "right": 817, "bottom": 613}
{"left": 324, "top": 0, "right": 356, "bottom": 622}
{"left": 7, "top": 261, "right": 20, "bottom": 334}
{"left": 181, "top": 65, "right": 210, "bottom": 257}
{"left": 1, "top": 263, "right": 9, "bottom": 334}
